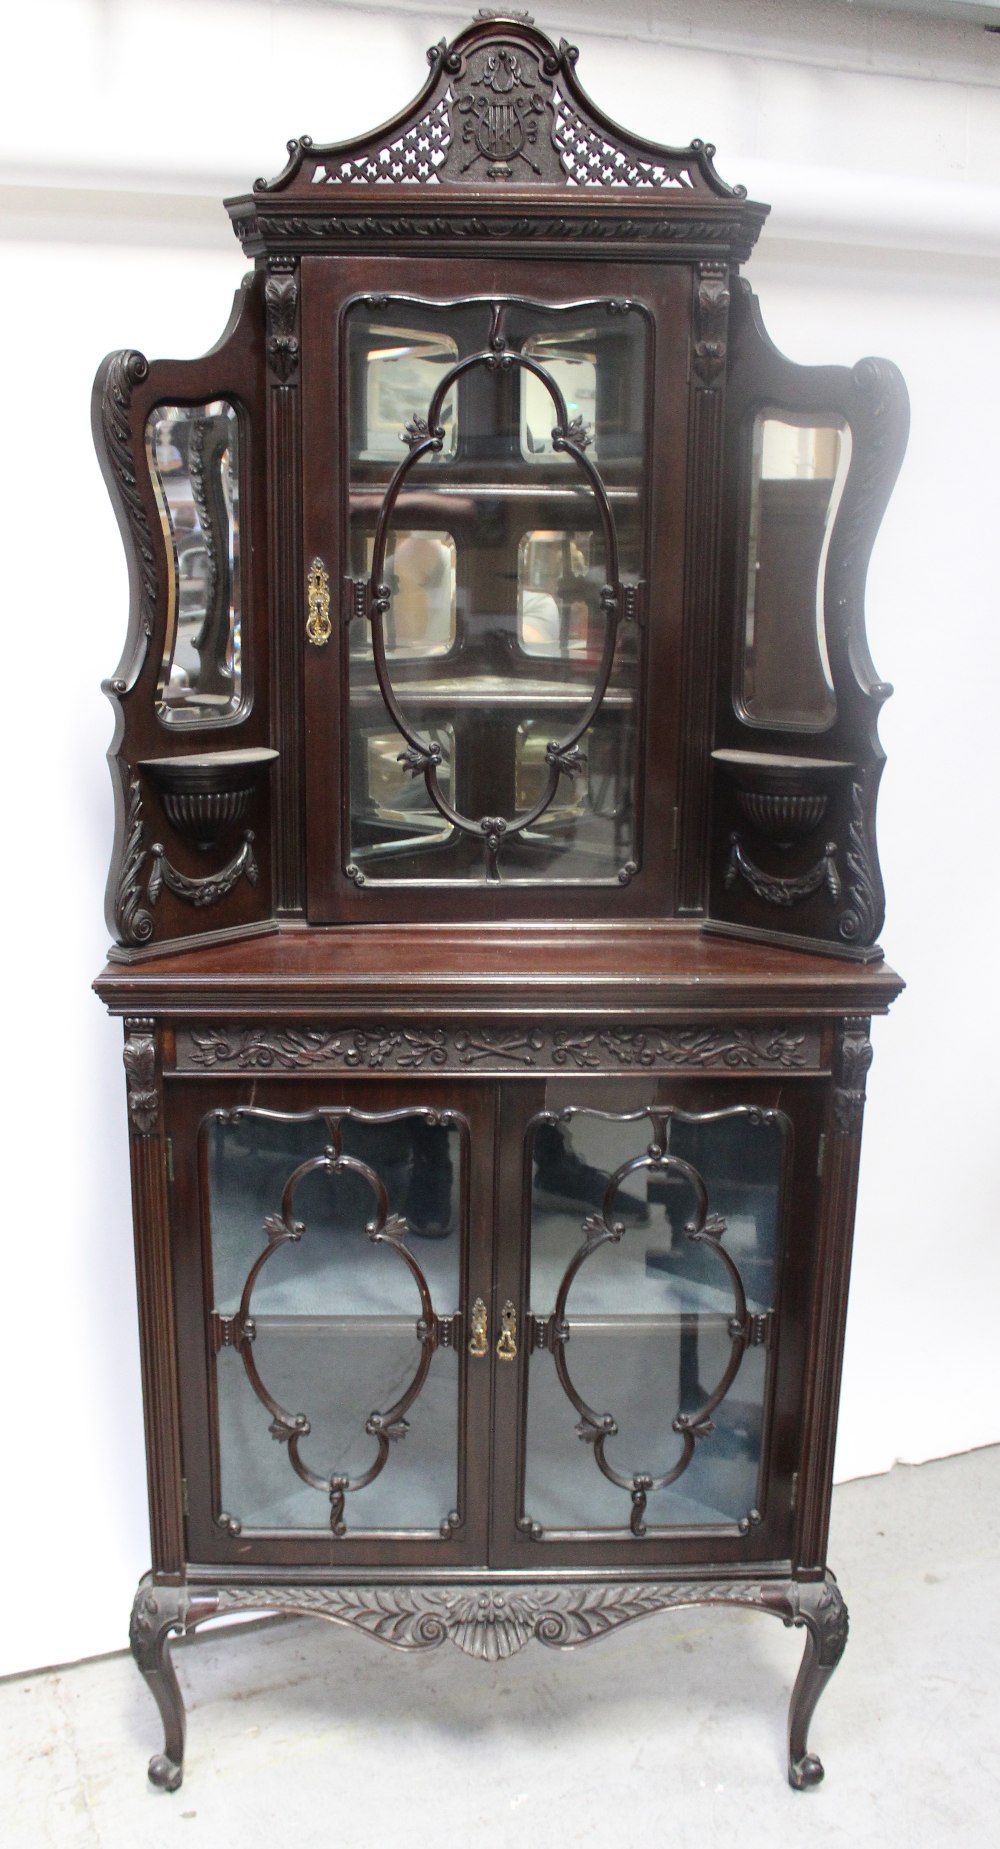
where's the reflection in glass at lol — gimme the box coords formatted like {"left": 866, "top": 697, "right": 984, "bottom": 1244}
{"left": 524, "top": 1106, "right": 785, "bottom": 1532}
{"left": 740, "top": 413, "right": 850, "bottom": 730}
{"left": 520, "top": 332, "right": 597, "bottom": 460}
{"left": 147, "top": 401, "right": 242, "bottom": 725}
{"left": 344, "top": 298, "right": 647, "bottom": 885}
{"left": 518, "top": 529, "right": 594, "bottom": 658}
{"left": 207, "top": 1110, "right": 461, "bottom": 1534}
{"left": 358, "top": 326, "right": 458, "bottom": 461}
{"left": 352, "top": 531, "right": 457, "bottom": 658}
{"left": 352, "top": 724, "right": 456, "bottom": 861}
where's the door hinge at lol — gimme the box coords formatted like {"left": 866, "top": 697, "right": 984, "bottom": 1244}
{"left": 816, "top": 1133, "right": 826, "bottom": 1178}
{"left": 165, "top": 1137, "right": 174, "bottom": 1183}
{"left": 790, "top": 1471, "right": 799, "bottom": 1513}
{"left": 181, "top": 1476, "right": 190, "bottom": 1517}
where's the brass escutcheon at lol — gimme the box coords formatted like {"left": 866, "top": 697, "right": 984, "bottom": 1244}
{"left": 306, "top": 557, "right": 332, "bottom": 646}
{"left": 468, "top": 1297, "right": 488, "bottom": 1358}
{"left": 496, "top": 1301, "right": 517, "bottom": 1361}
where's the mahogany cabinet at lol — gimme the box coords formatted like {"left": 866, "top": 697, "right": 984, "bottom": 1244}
{"left": 94, "top": 11, "right": 907, "bottom": 1791}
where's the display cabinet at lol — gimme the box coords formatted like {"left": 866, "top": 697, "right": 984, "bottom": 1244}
{"left": 94, "top": 11, "right": 907, "bottom": 1791}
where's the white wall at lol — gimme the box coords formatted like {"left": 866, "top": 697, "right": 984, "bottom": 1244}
{"left": 1, "top": 0, "right": 997, "bottom": 1676}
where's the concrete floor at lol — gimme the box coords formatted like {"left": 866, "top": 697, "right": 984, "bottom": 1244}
{"left": 3, "top": 1448, "right": 998, "bottom": 1849}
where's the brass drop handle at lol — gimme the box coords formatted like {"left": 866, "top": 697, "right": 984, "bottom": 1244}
{"left": 468, "top": 1298, "right": 488, "bottom": 1358}
{"left": 496, "top": 1301, "right": 518, "bottom": 1362}
{"left": 306, "top": 557, "right": 332, "bottom": 646}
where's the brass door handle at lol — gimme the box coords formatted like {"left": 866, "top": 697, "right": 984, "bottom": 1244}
{"left": 496, "top": 1301, "right": 517, "bottom": 1361}
{"left": 468, "top": 1298, "right": 488, "bottom": 1358}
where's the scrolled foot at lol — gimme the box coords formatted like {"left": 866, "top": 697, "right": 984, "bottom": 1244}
{"left": 789, "top": 1750, "right": 825, "bottom": 1790}
{"left": 148, "top": 1753, "right": 183, "bottom": 1792}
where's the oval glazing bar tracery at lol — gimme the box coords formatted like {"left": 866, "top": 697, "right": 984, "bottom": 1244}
{"left": 542, "top": 1107, "right": 759, "bottom": 1537}
{"left": 226, "top": 1110, "right": 447, "bottom": 1537}
{"left": 363, "top": 299, "right": 625, "bottom": 879}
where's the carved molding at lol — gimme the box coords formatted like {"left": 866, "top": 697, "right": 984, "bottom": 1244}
{"left": 124, "top": 1023, "right": 159, "bottom": 1135}
{"left": 147, "top": 832, "right": 258, "bottom": 910}
{"left": 176, "top": 1022, "right": 821, "bottom": 1074}
{"left": 264, "top": 263, "right": 300, "bottom": 380}
{"left": 235, "top": 212, "right": 755, "bottom": 253}
{"left": 832, "top": 1015, "right": 872, "bottom": 1134}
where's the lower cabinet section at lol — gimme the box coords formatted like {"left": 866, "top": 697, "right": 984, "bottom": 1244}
{"left": 169, "top": 1068, "right": 822, "bottom": 1573}
{"left": 118, "top": 1009, "right": 877, "bottom": 1792}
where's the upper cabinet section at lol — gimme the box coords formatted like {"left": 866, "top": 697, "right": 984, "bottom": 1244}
{"left": 94, "top": 12, "right": 905, "bottom": 962}
{"left": 224, "top": 12, "right": 768, "bottom": 266}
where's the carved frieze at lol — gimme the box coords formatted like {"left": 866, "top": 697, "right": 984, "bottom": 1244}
{"left": 176, "top": 1022, "right": 821, "bottom": 1074}
{"left": 210, "top": 1578, "right": 779, "bottom": 1661}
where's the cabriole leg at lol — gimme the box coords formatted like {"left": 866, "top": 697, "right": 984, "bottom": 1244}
{"left": 769, "top": 1575, "right": 849, "bottom": 1789}
{"left": 129, "top": 1577, "right": 217, "bottom": 1791}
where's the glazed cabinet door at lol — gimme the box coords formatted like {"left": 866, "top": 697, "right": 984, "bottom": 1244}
{"left": 169, "top": 1077, "right": 494, "bottom": 1569}
{"left": 300, "top": 256, "right": 690, "bottom": 922}
{"left": 491, "top": 1074, "right": 822, "bottom": 1569}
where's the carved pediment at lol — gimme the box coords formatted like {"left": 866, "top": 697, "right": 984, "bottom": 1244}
{"left": 244, "top": 12, "right": 746, "bottom": 203}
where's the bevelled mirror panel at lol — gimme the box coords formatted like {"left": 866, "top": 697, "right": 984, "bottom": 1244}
{"left": 738, "top": 414, "right": 850, "bottom": 731}
{"left": 147, "top": 400, "right": 243, "bottom": 725}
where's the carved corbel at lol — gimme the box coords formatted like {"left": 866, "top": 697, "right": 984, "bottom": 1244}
{"left": 693, "top": 261, "right": 730, "bottom": 388}
{"left": 123, "top": 1019, "right": 159, "bottom": 1136}
{"left": 832, "top": 1016, "right": 872, "bottom": 1133}
{"left": 265, "top": 258, "right": 300, "bottom": 381}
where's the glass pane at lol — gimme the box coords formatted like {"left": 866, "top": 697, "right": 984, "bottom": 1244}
{"left": 351, "top": 724, "right": 457, "bottom": 861}
{"left": 524, "top": 1106, "right": 785, "bottom": 1533}
{"left": 344, "top": 297, "right": 647, "bottom": 886}
{"left": 350, "top": 531, "right": 457, "bottom": 658}
{"left": 207, "top": 1110, "right": 461, "bottom": 1535}
{"left": 739, "top": 413, "right": 850, "bottom": 730}
{"left": 521, "top": 333, "right": 598, "bottom": 461}
{"left": 517, "top": 529, "right": 594, "bottom": 658}
{"left": 357, "top": 326, "right": 458, "bottom": 462}
{"left": 147, "top": 400, "right": 242, "bottom": 725}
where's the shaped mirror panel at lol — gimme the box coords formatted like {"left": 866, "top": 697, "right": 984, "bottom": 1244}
{"left": 147, "top": 400, "right": 243, "bottom": 725}
{"left": 739, "top": 414, "right": 850, "bottom": 731}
